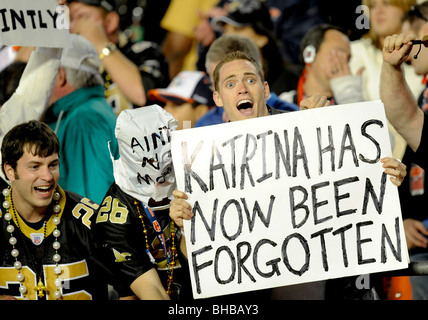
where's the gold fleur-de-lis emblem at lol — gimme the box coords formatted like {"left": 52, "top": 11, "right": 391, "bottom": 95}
{"left": 34, "top": 278, "right": 48, "bottom": 298}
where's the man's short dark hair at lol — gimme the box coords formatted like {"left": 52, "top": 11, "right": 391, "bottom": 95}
{"left": 1, "top": 120, "right": 60, "bottom": 177}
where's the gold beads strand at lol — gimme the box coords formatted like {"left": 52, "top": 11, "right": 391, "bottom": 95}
{"left": 134, "top": 200, "right": 151, "bottom": 254}
{"left": 166, "top": 221, "right": 176, "bottom": 296}
{"left": 134, "top": 199, "right": 176, "bottom": 296}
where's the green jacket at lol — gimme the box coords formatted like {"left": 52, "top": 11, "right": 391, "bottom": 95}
{"left": 45, "top": 85, "right": 119, "bottom": 204}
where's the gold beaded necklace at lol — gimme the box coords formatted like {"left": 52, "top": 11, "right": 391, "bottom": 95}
{"left": 134, "top": 199, "right": 176, "bottom": 296}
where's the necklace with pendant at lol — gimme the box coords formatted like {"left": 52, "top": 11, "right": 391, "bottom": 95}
{"left": 134, "top": 199, "right": 177, "bottom": 296}
{"left": 2, "top": 187, "right": 63, "bottom": 300}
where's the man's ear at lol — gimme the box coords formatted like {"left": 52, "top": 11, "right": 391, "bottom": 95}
{"left": 104, "top": 11, "right": 120, "bottom": 35}
{"left": 4, "top": 163, "right": 16, "bottom": 182}
{"left": 264, "top": 81, "right": 270, "bottom": 100}
{"left": 56, "top": 67, "right": 67, "bottom": 87}
{"left": 213, "top": 91, "right": 223, "bottom": 108}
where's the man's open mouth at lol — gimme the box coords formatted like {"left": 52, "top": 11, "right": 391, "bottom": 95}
{"left": 237, "top": 99, "right": 254, "bottom": 114}
{"left": 34, "top": 185, "right": 54, "bottom": 194}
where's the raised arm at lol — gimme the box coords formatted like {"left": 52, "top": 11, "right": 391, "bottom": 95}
{"left": 380, "top": 33, "right": 425, "bottom": 152}
{"left": 70, "top": 5, "right": 146, "bottom": 106}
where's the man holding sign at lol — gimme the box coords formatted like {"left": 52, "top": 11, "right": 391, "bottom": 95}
{"left": 170, "top": 51, "right": 407, "bottom": 300}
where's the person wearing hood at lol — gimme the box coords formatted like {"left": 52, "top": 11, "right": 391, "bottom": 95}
{"left": 91, "top": 105, "right": 192, "bottom": 300}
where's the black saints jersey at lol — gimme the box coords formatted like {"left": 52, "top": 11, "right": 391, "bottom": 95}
{"left": 92, "top": 182, "right": 192, "bottom": 299}
{"left": 0, "top": 186, "right": 109, "bottom": 300}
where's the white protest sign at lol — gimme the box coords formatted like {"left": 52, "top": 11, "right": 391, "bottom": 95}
{"left": 171, "top": 100, "right": 408, "bottom": 299}
{"left": 0, "top": 0, "right": 71, "bottom": 47}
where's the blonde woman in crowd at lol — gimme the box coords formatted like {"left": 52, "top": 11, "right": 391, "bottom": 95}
{"left": 350, "top": 0, "right": 424, "bottom": 160}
